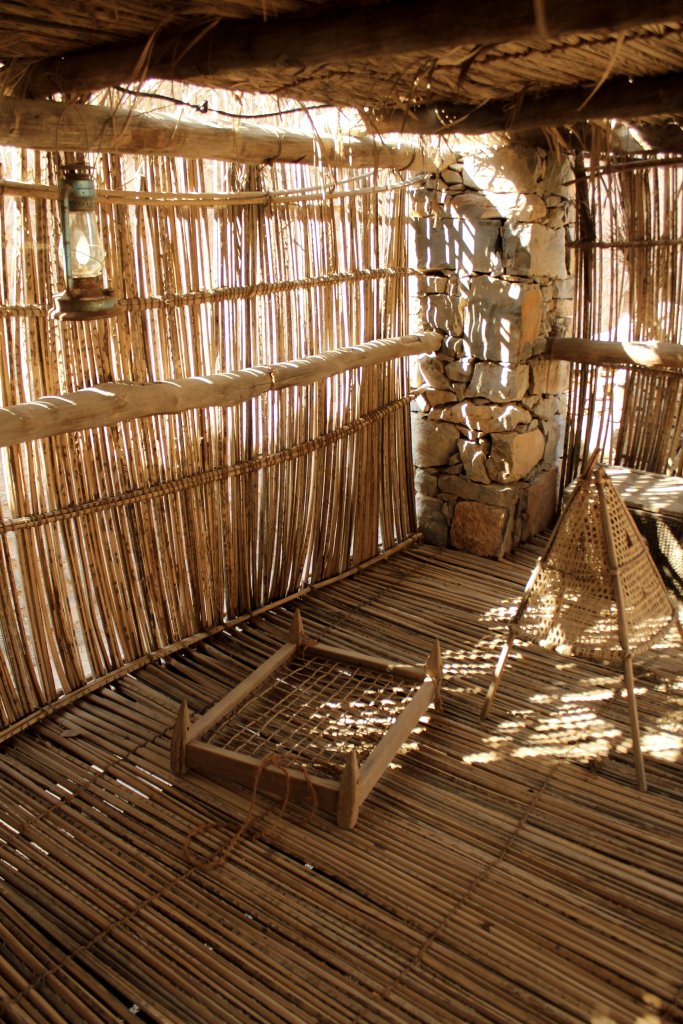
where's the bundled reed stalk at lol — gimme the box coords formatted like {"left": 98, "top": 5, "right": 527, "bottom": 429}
{"left": 0, "top": 145, "right": 418, "bottom": 733}
{"left": 563, "top": 144, "right": 683, "bottom": 487}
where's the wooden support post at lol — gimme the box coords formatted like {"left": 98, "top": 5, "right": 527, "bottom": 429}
{"left": 480, "top": 636, "right": 515, "bottom": 721}
{"left": 480, "top": 458, "right": 598, "bottom": 721}
{"left": 337, "top": 751, "right": 360, "bottom": 829}
{"left": 426, "top": 639, "right": 443, "bottom": 712}
{"left": 170, "top": 701, "right": 190, "bottom": 775}
{"left": 595, "top": 469, "right": 647, "bottom": 792}
{"left": 288, "top": 610, "right": 307, "bottom": 649}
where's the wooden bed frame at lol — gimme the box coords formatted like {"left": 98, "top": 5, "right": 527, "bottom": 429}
{"left": 170, "top": 612, "right": 442, "bottom": 828}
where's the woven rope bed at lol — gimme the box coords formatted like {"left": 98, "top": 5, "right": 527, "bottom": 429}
{"left": 171, "top": 612, "right": 442, "bottom": 828}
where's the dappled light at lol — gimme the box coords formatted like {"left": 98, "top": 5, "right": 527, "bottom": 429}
{"left": 441, "top": 625, "right": 683, "bottom": 771}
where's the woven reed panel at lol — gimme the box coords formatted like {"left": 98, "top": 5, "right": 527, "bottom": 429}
{"left": 517, "top": 472, "right": 673, "bottom": 662}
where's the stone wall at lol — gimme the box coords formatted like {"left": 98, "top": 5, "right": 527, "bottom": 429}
{"left": 411, "top": 142, "right": 574, "bottom": 557}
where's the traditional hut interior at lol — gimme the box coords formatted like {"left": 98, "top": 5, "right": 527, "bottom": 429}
{"left": 1, "top": 3, "right": 683, "bottom": 1022}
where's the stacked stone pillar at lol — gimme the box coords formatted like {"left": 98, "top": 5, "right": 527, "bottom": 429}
{"left": 411, "top": 143, "right": 574, "bottom": 557}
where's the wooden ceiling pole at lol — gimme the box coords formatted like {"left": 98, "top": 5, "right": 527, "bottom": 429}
{"left": 0, "top": 97, "right": 437, "bottom": 171}
{"left": 8, "top": 0, "right": 683, "bottom": 98}
{"left": 371, "top": 72, "right": 683, "bottom": 135}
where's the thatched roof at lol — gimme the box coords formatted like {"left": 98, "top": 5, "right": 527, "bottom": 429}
{"left": 0, "top": 1, "right": 682, "bottom": 144}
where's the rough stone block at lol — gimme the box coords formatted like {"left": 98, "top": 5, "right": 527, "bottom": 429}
{"left": 416, "top": 494, "right": 449, "bottom": 547}
{"left": 543, "top": 155, "right": 574, "bottom": 200}
{"left": 441, "top": 335, "right": 465, "bottom": 358}
{"left": 440, "top": 166, "right": 464, "bottom": 186}
{"left": 458, "top": 439, "right": 491, "bottom": 483}
{"left": 418, "top": 354, "right": 453, "bottom": 391}
{"left": 411, "top": 218, "right": 451, "bottom": 271}
{"left": 463, "top": 145, "right": 544, "bottom": 199}
{"left": 526, "top": 394, "right": 561, "bottom": 420}
{"left": 451, "top": 216, "right": 502, "bottom": 275}
{"left": 427, "top": 390, "right": 466, "bottom": 417}
{"left": 466, "top": 362, "right": 530, "bottom": 402}
{"left": 423, "top": 388, "right": 458, "bottom": 408}
{"left": 502, "top": 222, "right": 568, "bottom": 279}
{"left": 414, "top": 468, "right": 439, "bottom": 497}
{"left": 464, "top": 276, "right": 542, "bottom": 363}
{"left": 424, "top": 293, "right": 459, "bottom": 333}
{"left": 511, "top": 194, "right": 547, "bottom": 223}
{"left": 435, "top": 399, "right": 531, "bottom": 433}
{"left": 416, "top": 274, "right": 448, "bottom": 296}
{"left": 437, "top": 473, "right": 520, "bottom": 508}
{"left": 546, "top": 205, "right": 568, "bottom": 230}
{"left": 411, "top": 186, "right": 438, "bottom": 218}
{"left": 445, "top": 358, "right": 476, "bottom": 382}
{"left": 522, "top": 467, "right": 558, "bottom": 541}
{"left": 543, "top": 415, "right": 566, "bottom": 468}
{"left": 553, "top": 277, "right": 575, "bottom": 300}
{"left": 546, "top": 359, "right": 570, "bottom": 394}
{"left": 487, "top": 428, "right": 545, "bottom": 483}
{"left": 449, "top": 501, "right": 511, "bottom": 558}
{"left": 529, "top": 358, "right": 570, "bottom": 395}
{"left": 412, "top": 415, "right": 461, "bottom": 467}
{"left": 446, "top": 190, "right": 507, "bottom": 220}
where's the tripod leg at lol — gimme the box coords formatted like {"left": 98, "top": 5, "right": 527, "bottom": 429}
{"left": 623, "top": 652, "right": 647, "bottom": 792}
{"left": 481, "top": 634, "right": 515, "bottom": 720}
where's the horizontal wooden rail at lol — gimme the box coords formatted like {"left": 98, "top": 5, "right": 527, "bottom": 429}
{"left": 547, "top": 336, "right": 683, "bottom": 371}
{"left": 0, "top": 333, "right": 439, "bottom": 447}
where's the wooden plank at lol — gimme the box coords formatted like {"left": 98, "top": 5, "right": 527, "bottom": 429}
{"left": 185, "top": 743, "right": 340, "bottom": 815}
{"left": 187, "top": 642, "right": 297, "bottom": 743}
{"left": 0, "top": 334, "right": 438, "bottom": 448}
{"left": 12, "top": 0, "right": 682, "bottom": 98}
{"left": 357, "top": 678, "right": 436, "bottom": 805}
{"left": 0, "top": 97, "right": 437, "bottom": 172}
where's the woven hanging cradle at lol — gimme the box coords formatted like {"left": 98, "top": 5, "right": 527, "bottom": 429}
{"left": 481, "top": 454, "right": 682, "bottom": 791}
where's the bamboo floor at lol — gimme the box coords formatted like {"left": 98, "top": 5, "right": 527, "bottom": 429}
{"left": 1, "top": 540, "right": 682, "bottom": 1024}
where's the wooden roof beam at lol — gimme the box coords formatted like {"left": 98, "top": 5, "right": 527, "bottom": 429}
{"left": 0, "top": 97, "right": 437, "bottom": 172}
{"left": 370, "top": 72, "right": 683, "bottom": 135}
{"left": 7, "top": 0, "right": 683, "bottom": 98}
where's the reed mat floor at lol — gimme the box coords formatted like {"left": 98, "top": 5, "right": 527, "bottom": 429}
{"left": 0, "top": 541, "right": 682, "bottom": 1023}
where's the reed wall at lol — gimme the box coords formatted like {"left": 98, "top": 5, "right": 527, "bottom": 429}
{"left": 564, "top": 156, "right": 683, "bottom": 484}
{"left": 0, "top": 147, "right": 415, "bottom": 733}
